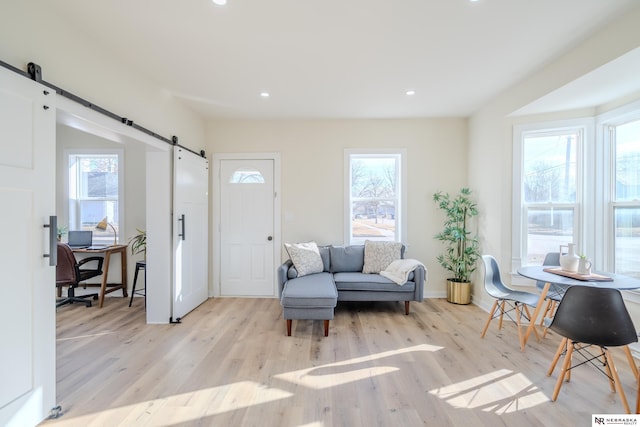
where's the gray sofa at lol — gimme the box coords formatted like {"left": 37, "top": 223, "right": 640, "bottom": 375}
{"left": 277, "top": 244, "right": 425, "bottom": 337}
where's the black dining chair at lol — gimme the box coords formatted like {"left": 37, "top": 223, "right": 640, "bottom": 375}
{"left": 546, "top": 285, "right": 637, "bottom": 414}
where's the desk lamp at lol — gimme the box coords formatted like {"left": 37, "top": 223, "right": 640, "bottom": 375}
{"left": 96, "top": 217, "right": 117, "bottom": 245}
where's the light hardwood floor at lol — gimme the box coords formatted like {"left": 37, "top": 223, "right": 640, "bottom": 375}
{"left": 42, "top": 296, "right": 638, "bottom": 426}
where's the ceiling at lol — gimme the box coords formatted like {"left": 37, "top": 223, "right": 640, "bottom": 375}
{"left": 44, "top": 0, "right": 639, "bottom": 120}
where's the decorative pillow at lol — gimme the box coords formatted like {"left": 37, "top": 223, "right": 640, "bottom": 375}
{"left": 284, "top": 242, "right": 324, "bottom": 277}
{"left": 362, "top": 240, "right": 403, "bottom": 274}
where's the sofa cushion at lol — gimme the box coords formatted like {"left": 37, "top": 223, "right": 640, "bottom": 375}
{"left": 287, "top": 245, "right": 331, "bottom": 278}
{"left": 285, "top": 241, "right": 324, "bottom": 277}
{"left": 329, "top": 245, "right": 365, "bottom": 272}
{"left": 362, "top": 241, "right": 402, "bottom": 273}
{"left": 333, "top": 272, "right": 415, "bottom": 292}
{"left": 281, "top": 272, "right": 338, "bottom": 307}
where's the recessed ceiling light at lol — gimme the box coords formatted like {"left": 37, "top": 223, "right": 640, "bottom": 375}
{"left": 260, "top": 92, "right": 270, "bottom": 98}
{"left": 212, "top": 0, "right": 227, "bottom": 5}
{"left": 405, "top": 90, "right": 416, "bottom": 96}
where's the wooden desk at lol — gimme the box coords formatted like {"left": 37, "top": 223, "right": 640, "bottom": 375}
{"left": 517, "top": 266, "right": 640, "bottom": 348}
{"left": 73, "top": 244, "right": 129, "bottom": 308}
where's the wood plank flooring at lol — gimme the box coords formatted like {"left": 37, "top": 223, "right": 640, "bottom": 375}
{"left": 41, "top": 296, "right": 638, "bottom": 426}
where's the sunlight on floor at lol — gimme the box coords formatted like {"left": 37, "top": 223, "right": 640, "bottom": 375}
{"left": 56, "top": 331, "right": 117, "bottom": 342}
{"left": 57, "top": 380, "right": 292, "bottom": 425}
{"left": 54, "top": 344, "right": 443, "bottom": 425}
{"left": 275, "top": 343, "right": 443, "bottom": 389}
{"left": 428, "top": 368, "right": 549, "bottom": 414}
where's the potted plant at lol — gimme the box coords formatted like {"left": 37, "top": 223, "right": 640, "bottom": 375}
{"left": 57, "top": 225, "right": 68, "bottom": 242}
{"left": 433, "top": 188, "right": 480, "bottom": 304}
{"left": 128, "top": 228, "right": 146, "bottom": 257}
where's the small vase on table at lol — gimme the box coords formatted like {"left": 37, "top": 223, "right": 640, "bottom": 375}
{"left": 559, "top": 243, "right": 579, "bottom": 273}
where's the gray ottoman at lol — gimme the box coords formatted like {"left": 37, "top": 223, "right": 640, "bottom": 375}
{"left": 280, "top": 272, "right": 338, "bottom": 337}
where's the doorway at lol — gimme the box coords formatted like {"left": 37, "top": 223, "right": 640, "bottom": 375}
{"left": 214, "top": 154, "right": 281, "bottom": 297}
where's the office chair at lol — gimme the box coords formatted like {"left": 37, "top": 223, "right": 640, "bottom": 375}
{"left": 56, "top": 242, "right": 103, "bottom": 308}
{"left": 546, "top": 286, "right": 637, "bottom": 414}
{"left": 480, "top": 255, "right": 541, "bottom": 351}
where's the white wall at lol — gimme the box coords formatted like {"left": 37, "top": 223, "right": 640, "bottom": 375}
{"left": 0, "top": 2, "right": 205, "bottom": 153}
{"left": 206, "top": 118, "right": 468, "bottom": 297}
{"left": 469, "top": 7, "right": 640, "bottom": 315}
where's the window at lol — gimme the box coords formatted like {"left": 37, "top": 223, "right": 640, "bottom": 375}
{"left": 513, "top": 102, "right": 640, "bottom": 280}
{"left": 344, "top": 150, "right": 406, "bottom": 244}
{"left": 520, "top": 128, "right": 582, "bottom": 265}
{"left": 609, "top": 118, "right": 640, "bottom": 278}
{"left": 229, "top": 168, "right": 265, "bottom": 183}
{"left": 68, "top": 151, "right": 123, "bottom": 245}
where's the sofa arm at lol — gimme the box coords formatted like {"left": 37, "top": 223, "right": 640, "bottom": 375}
{"left": 412, "top": 265, "right": 426, "bottom": 301}
{"left": 277, "top": 260, "right": 293, "bottom": 298}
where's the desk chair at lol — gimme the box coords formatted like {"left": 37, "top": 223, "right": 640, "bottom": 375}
{"left": 546, "top": 286, "right": 637, "bottom": 414}
{"left": 480, "top": 255, "right": 541, "bottom": 351}
{"left": 56, "top": 243, "right": 103, "bottom": 308}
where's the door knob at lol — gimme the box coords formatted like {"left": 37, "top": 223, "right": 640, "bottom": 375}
{"left": 267, "top": 236, "right": 273, "bottom": 241}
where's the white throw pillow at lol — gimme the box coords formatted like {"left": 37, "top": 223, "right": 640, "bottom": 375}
{"left": 285, "top": 242, "right": 324, "bottom": 277}
{"left": 362, "top": 240, "right": 402, "bottom": 274}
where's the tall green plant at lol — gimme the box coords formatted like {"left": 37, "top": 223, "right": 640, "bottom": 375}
{"left": 433, "top": 188, "right": 480, "bottom": 282}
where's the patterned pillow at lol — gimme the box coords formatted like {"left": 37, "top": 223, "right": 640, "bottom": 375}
{"left": 362, "top": 240, "right": 403, "bottom": 274}
{"left": 284, "top": 242, "right": 324, "bottom": 277}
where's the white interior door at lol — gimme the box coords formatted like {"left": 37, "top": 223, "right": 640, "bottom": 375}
{"left": 172, "top": 147, "right": 209, "bottom": 320}
{"left": 220, "top": 159, "right": 275, "bottom": 296}
{"left": 0, "top": 67, "right": 56, "bottom": 425}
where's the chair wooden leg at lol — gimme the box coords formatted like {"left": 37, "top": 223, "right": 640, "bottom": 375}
{"left": 323, "top": 320, "right": 329, "bottom": 337}
{"left": 498, "top": 301, "right": 506, "bottom": 330}
{"left": 636, "top": 371, "right": 640, "bottom": 414}
{"left": 523, "top": 305, "right": 540, "bottom": 343}
{"left": 548, "top": 338, "right": 568, "bottom": 376}
{"left": 404, "top": 301, "right": 410, "bottom": 315}
{"left": 539, "top": 299, "right": 552, "bottom": 326}
{"left": 286, "top": 319, "right": 292, "bottom": 336}
{"left": 552, "top": 341, "right": 574, "bottom": 401}
{"left": 601, "top": 348, "right": 617, "bottom": 393}
{"left": 515, "top": 303, "right": 525, "bottom": 352}
{"left": 605, "top": 349, "right": 631, "bottom": 414}
{"left": 623, "top": 345, "right": 639, "bottom": 380}
{"left": 481, "top": 300, "right": 499, "bottom": 338}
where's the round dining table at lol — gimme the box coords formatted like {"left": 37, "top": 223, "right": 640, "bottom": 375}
{"left": 517, "top": 265, "right": 640, "bottom": 348}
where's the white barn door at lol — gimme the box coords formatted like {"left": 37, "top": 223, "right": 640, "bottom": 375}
{"left": 172, "top": 147, "right": 209, "bottom": 321}
{"left": 0, "top": 67, "right": 56, "bottom": 425}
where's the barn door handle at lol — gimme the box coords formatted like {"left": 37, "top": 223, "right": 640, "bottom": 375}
{"left": 43, "top": 215, "right": 57, "bottom": 266}
{"left": 178, "top": 214, "right": 186, "bottom": 240}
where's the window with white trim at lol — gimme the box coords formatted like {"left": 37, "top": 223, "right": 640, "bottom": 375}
{"left": 67, "top": 150, "right": 123, "bottom": 245}
{"left": 513, "top": 103, "right": 640, "bottom": 280}
{"left": 608, "top": 118, "right": 640, "bottom": 278}
{"left": 519, "top": 127, "right": 583, "bottom": 265}
{"left": 345, "top": 150, "right": 406, "bottom": 245}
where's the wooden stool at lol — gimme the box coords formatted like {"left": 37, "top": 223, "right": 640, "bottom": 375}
{"left": 129, "top": 261, "right": 146, "bottom": 308}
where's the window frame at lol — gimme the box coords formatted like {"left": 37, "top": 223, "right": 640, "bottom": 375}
{"left": 513, "top": 100, "right": 640, "bottom": 283}
{"left": 599, "top": 102, "right": 640, "bottom": 277}
{"left": 344, "top": 149, "right": 407, "bottom": 245}
{"left": 65, "top": 148, "right": 124, "bottom": 244}
{"left": 512, "top": 118, "right": 592, "bottom": 271}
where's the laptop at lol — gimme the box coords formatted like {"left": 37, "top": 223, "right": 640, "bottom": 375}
{"left": 67, "top": 230, "right": 93, "bottom": 249}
